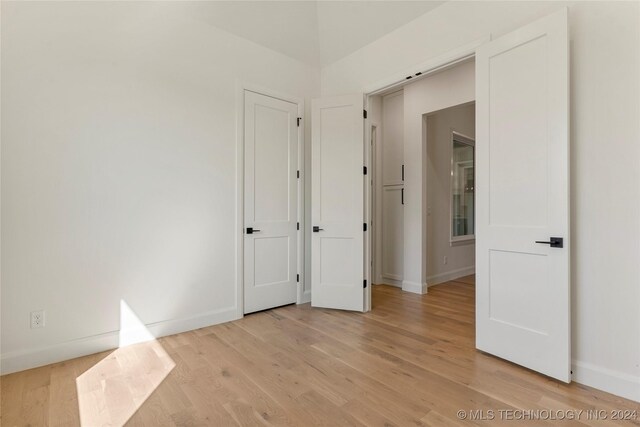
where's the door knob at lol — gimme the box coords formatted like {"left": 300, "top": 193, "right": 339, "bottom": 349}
{"left": 535, "top": 237, "right": 563, "bottom": 248}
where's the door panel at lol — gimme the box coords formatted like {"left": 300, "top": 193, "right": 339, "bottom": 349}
{"left": 382, "top": 185, "right": 404, "bottom": 282}
{"left": 311, "top": 94, "right": 365, "bottom": 311}
{"left": 254, "top": 104, "right": 291, "bottom": 222}
{"left": 382, "top": 91, "right": 404, "bottom": 185}
{"left": 244, "top": 91, "right": 298, "bottom": 314}
{"left": 488, "top": 36, "right": 548, "bottom": 228}
{"left": 254, "top": 237, "right": 290, "bottom": 286}
{"left": 476, "top": 8, "right": 570, "bottom": 382}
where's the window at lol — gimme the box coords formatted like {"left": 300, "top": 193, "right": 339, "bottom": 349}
{"left": 451, "top": 131, "right": 475, "bottom": 242}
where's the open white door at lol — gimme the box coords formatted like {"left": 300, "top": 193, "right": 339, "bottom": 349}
{"left": 476, "top": 8, "right": 570, "bottom": 381}
{"left": 311, "top": 94, "right": 365, "bottom": 311}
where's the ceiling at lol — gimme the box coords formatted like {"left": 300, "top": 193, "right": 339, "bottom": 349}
{"left": 187, "top": 1, "right": 446, "bottom": 66}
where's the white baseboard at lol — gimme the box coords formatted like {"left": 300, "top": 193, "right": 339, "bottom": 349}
{"left": 299, "top": 290, "right": 311, "bottom": 304}
{"left": 572, "top": 360, "right": 640, "bottom": 403}
{"left": 4, "top": 303, "right": 638, "bottom": 406}
{"left": 1, "top": 306, "right": 239, "bottom": 375}
{"left": 380, "top": 276, "right": 403, "bottom": 288}
{"left": 426, "top": 266, "right": 475, "bottom": 287}
{"left": 402, "top": 280, "right": 428, "bottom": 294}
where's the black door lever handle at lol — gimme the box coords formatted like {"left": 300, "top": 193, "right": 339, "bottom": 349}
{"left": 313, "top": 226, "right": 324, "bottom": 232}
{"left": 246, "top": 227, "right": 261, "bottom": 234}
{"left": 535, "top": 237, "right": 563, "bottom": 248}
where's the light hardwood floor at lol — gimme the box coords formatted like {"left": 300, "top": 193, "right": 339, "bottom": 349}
{"left": 2, "top": 277, "right": 639, "bottom": 426}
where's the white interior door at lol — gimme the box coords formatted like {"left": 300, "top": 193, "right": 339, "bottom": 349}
{"left": 311, "top": 94, "right": 365, "bottom": 311}
{"left": 476, "top": 8, "right": 570, "bottom": 381}
{"left": 244, "top": 90, "right": 298, "bottom": 314}
{"left": 382, "top": 186, "right": 404, "bottom": 283}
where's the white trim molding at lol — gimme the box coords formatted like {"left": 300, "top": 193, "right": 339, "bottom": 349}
{"left": 380, "top": 276, "right": 403, "bottom": 288}
{"left": 426, "top": 266, "right": 476, "bottom": 287}
{"left": 299, "top": 289, "right": 311, "bottom": 304}
{"left": 365, "top": 36, "right": 491, "bottom": 96}
{"left": 572, "top": 360, "right": 640, "bottom": 403}
{"left": 1, "top": 306, "right": 239, "bottom": 375}
{"left": 402, "top": 280, "right": 427, "bottom": 294}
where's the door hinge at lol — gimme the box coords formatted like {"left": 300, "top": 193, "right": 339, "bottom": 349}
{"left": 297, "top": 170, "right": 300, "bottom": 179}
{"left": 363, "top": 279, "right": 367, "bottom": 289}
{"left": 363, "top": 223, "right": 367, "bottom": 232}
{"left": 363, "top": 166, "right": 367, "bottom": 175}
{"left": 363, "top": 110, "right": 368, "bottom": 119}
{"left": 297, "top": 274, "right": 300, "bottom": 282}
{"left": 402, "top": 164, "right": 404, "bottom": 181}
{"left": 297, "top": 117, "right": 301, "bottom": 127}
{"left": 297, "top": 222, "right": 300, "bottom": 230}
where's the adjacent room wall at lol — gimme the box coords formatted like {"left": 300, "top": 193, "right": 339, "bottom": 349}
{"left": 402, "top": 60, "right": 475, "bottom": 294}
{"left": 425, "top": 103, "right": 475, "bottom": 285}
{"left": 322, "top": 1, "right": 640, "bottom": 402}
{"left": 1, "top": 1, "right": 320, "bottom": 373}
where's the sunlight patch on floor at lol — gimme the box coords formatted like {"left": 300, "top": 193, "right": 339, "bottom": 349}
{"left": 76, "top": 301, "right": 175, "bottom": 426}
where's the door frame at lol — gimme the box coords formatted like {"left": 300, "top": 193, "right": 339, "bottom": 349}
{"left": 370, "top": 123, "right": 381, "bottom": 286}
{"left": 235, "top": 81, "right": 305, "bottom": 318}
{"left": 363, "top": 37, "right": 489, "bottom": 309}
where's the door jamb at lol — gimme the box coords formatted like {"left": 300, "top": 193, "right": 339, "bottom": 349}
{"left": 370, "top": 124, "right": 380, "bottom": 285}
{"left": 235, "top": 81, "right": 305, "bottom": 319}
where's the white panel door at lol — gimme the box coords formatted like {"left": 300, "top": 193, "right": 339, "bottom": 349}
{"left": 311, "top": 94, "right": 365, "bottom": 311}
{"left": 382, "top": 185, "right": 404, "bottom": 283}
{"left": 476, "top": 8, "right": 570, "bottom": 381}
{"left": 244, "top": 91, "right": 298, "bottom": 314}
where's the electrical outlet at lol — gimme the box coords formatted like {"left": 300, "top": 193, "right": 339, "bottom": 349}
{"left": 443, "top": 256, "right": 448, "bottom": 265}
{"left": 30, "top": 310, "right": 45, "bottom": 329}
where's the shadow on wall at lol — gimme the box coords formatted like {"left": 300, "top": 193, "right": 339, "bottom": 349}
{"left": 76, "top": 301, "right": 175, "bottom": 426}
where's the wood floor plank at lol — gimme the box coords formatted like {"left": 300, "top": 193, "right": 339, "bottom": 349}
{"left": 2, "top": 278, "right": 639, "bottom": 426}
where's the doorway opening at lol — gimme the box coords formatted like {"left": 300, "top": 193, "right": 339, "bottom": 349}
{"left": 368, "top": 60, "right": 477, "bottom": 296}
{"left": 425, "top": 102, "right": 476, "bottom": 289}
{"left": 363, "top": 8, "right": 569, "bottom": 382}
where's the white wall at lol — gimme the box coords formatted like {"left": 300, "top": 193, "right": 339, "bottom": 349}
{"left": 322, "top": 1, "right": 640, "bottom": 402}
{"left": 1, "top": 1, "right": 319, "bottom": 373}
{"left": 426, "top": 103, "right": 475, "bottom": 285}
{"left": 402, "top": 61, "right": 476, "bottom": 293}
{"left": 2, "top": 0, "right": 638, "bottom": 404}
